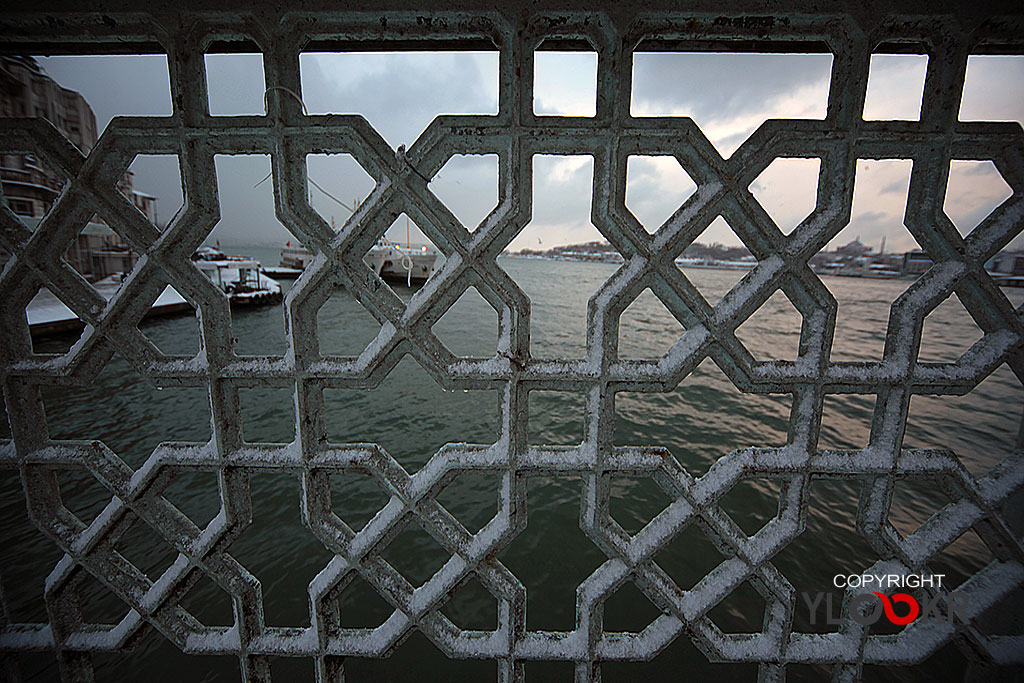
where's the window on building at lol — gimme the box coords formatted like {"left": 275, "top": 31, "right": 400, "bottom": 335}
{"left": 9, "top": 199, "right": 35, "bottom": 216}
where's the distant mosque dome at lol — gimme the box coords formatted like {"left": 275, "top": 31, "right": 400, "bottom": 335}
{"left": 836, "top": 237, "right": 873, "bottom": 256}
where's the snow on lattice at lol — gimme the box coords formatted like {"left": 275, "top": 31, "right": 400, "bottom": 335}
{"left": 0, "top": 5, "right": 1023, "bottom": 683}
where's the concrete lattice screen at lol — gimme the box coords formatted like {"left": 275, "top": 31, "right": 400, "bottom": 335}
{"left": 1, "top": 4, "right": 1023, "bottom": 681}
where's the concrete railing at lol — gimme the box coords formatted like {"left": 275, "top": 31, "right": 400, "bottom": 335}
{"left": 0, "top": 3, "right": 1022, "bottom": 681}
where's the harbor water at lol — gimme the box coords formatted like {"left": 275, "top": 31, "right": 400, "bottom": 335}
{"left": 3, "top": 253, "right": 1022, "bottom": 682}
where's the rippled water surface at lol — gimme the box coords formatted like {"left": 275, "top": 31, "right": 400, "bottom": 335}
{"left": 3, "top": 253, "right": 1022, "bottom": 682}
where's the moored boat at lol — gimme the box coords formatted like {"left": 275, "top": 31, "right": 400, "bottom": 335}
{"left": 192, "top": 247, "right": 283, "bottom": 305}
{"left": 267, "top": 240, "right": 440, "bottom": 286}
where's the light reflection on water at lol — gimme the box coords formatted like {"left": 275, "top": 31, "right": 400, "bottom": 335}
{"left": 2, "top": 254, "right": 1022, "bottom": 681}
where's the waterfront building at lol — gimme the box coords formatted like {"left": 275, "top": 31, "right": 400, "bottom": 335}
{"left": 835, "top": 237, "right": 873, "bottom": 257}
{"left": 988, "top": 251, "right": 1024, "bottom": 276}
{"left": 901, "top": 250, "right": 934, "bottom": 276}
{"left": 0, "top": 56, "right": 155, "bottom": 279}
{"left": 986, "top": 250, "right": 1024, "bottom": 287}
{"left": 901, "top": 248, "right": 1023, "bottom": 283}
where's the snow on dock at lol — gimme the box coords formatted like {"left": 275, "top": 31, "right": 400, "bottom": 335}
{"left": 27, "top": 280, "right": 193, "bottom": 337}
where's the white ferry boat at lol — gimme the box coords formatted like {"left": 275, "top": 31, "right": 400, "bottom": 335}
{"left": 271, "top": 240, "right": 440, "bottom": 286}
{"left": 192, "top": 247, "right": 282, "bottom": 305}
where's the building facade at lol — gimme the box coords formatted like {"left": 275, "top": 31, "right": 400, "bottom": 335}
{"left": 901, "top": 249, "right": 934, "bottom": 275}
{"left": 0, "top": 55, "right": 155, "bottom": 279}
{"left": 988, "top": 250, "right": 1024, "bottom": 276}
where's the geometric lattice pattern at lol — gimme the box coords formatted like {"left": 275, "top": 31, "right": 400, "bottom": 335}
{"left": 1, "top": 7, "right": 1022, "bottom": 682}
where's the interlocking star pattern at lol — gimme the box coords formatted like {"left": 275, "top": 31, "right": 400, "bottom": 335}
{"left": 0, "top": 7, "right": 1022, "bottom": 683}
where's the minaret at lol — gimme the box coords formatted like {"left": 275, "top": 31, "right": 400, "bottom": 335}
{"left": 880, "top": 236, "right": 886, "bottom": 255}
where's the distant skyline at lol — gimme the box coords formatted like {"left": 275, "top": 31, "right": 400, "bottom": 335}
{"left": 33, "top": 51, "right": 1024, "bottom": 253}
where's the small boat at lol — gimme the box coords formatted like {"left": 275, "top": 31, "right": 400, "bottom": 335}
{"left": 265, "top": 243, "right": 312, "bottom": 279}
{"left": 368, "top": 241, "right": 440, "bottom": 285}
{"left": 268, "top": 240, "right": 440, "bottom": 286}
{"left": 192, "top": 247, "right": 283, "bottom": 306}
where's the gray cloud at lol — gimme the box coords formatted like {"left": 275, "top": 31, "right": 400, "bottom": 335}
{"left": 301, "top": 52, "right": 497, "bottom": 148}
{"left": 429, "top": 154, "right": 499, "bottom": 231}
{"left": 36, "top": 55, "right": 173, "bottom": 131}
{"left": 849, "top": 210, "right": 892, "bottom": 226}
{"left": 296, "top": 52, "right": 499, "bottom": 246}
{"left": 960, "top": 55, "right": 1024, "bottom": 125}
{"left": 523, "top": 155, "right": 599, "bottom": 249}
{"left": 207, "top": 155, "right": 284, "bottom": 245}
{"left": 956, "top": 160, "right": 1003, "bottom": 177}
{"left": 632, "top": 52, "right": 833, "bottom": 121}
{"left": 205, "top": 53, "right": 267, "bottom": 116}
{"left": 878, "top": 179, "right": 909, "bottom": 195}
{"left": 25, "top": 52, "right": 1023, "bottom": 254}
{"left": 622, "top": 158, "right": 696, "bottom": 232}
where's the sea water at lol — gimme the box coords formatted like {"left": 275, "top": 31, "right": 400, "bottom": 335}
{"left": 3, "top": 253, "right": 1022, "bottom": 681}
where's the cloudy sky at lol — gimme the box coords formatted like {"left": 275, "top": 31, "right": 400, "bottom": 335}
{"left": 35, "top": 50, "right": 1023, "bottom": 253}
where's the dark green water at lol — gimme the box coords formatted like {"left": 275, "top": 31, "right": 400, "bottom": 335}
{"left": 3, "top": 254, "right": 1022, "bottom": 682}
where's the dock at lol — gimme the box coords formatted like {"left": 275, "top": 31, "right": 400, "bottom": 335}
{"left": 28, "top": 282, "right": 194, "bottom": 338}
